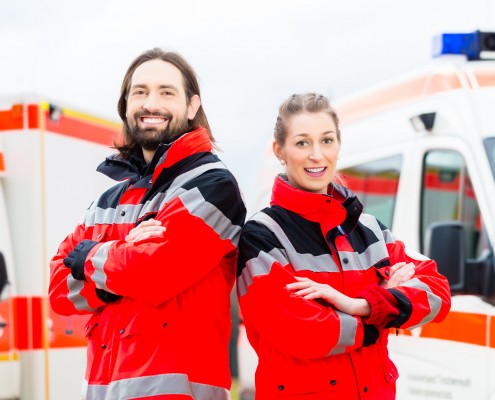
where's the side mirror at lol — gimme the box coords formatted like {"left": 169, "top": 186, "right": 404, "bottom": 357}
{"left": 425, "top": 221, "right": 465, "bottom": 293}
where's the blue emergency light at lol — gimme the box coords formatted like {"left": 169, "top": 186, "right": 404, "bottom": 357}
{"left": 433, "top": 30, "right": 495, "bottom": 60}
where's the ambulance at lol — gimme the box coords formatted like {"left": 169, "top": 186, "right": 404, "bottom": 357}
{"left": 0, "top": 98, "right": 120, "bottom": 399}
{"left": 238, "top": 31, "right": 495, "bottom": 399}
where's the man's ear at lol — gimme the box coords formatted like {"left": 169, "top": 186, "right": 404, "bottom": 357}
{"left": 187, "top": 95, "right": 201, "bottom": 120}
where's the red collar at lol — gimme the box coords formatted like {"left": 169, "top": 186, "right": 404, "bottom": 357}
{"left": 151, "top": 127, "right": 212, "bottom": 182}
{"left": 270, "top": 175, "right": 349, "bottom": 234}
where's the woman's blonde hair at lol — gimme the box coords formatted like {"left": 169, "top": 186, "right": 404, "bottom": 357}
{"left": 274, "top": 92, "right": 341, "bottom": 146}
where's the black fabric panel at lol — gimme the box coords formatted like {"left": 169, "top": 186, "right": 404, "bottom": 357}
{"left": 265, "top": 206, "right": 330, "bottom": 256}
{"left": 181, "top": 169, "right": 246, "bottom": 227}
{"left": 236, "top": 219, "right": 283, "bottom": 277}
{"left": 345, "top": 223, "right": 381, "bottom": 254}
{"left": 96, "top": 182, "right": 130, "bottom": 210}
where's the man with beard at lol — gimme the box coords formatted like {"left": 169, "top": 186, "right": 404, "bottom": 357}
{"left": 49, "top": 49, "right": 246, "bottom": 400}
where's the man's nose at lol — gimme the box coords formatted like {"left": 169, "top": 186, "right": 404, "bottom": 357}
{"left": 143, "top": 92, "right": 161, "bottom": 112}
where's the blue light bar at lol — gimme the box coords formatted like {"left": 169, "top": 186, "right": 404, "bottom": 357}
{"left": 433, "top": 31, "right": 480, "bottom": 60}
{"left": 433, "top": 30, "right": 495, "bottom": 60}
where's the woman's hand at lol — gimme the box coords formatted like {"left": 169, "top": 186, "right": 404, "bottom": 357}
{"left": 286, "top": 277, "right": 371, "bottom": 317}
{"left": 381, "top": 262, "right": 415, "bottom": 289}
{"left": 125, "top": 219, "right": 166, "bottom": 243}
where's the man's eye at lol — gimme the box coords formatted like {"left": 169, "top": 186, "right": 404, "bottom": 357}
{"left": 131, "top": 90, "right": 146, "bottom": 96}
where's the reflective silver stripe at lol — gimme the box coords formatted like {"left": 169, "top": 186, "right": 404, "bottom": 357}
{"left": 84, "top": 204, "right": 143, "bottom": 227}
{"left": 67, "top": 276, "right": 101, "bottom": 312}
{"left": 191, "top": 381, "right": 230, "bottom": 400}
{"left": 287, "top": 251, "right": 339, "bottom": 273}
{"left": 82, "top": 162, "right": 226, "bottom": 227}
{"left": 251, "top": 212, "right": 340, "bottom": 273}
{"left": 237, "top": 248, "right": 288, "bottom": 297}
{"left": 168, "top": 161, "right": 226, "bottom": 195}
{"left": 86, "top": 374, "right": 229, "bottom": 400}
{"left": 328, "top": 310, "right": 358, "bottom": 355}
{"left": 360, "top": 213, "right": 396, "bottom": 244}
{"left": 139, "top": 162, "right": 228, "bottom": 217}
{"left": 251, "top": 212, "right": 296, "bottom": 252}
{"left": 89, "top": 241, "right": 115, "bottom": 291}
{"left": 401, "top": 278, "right": 442, "bottom": 329}
{"left": 179, "top": 187, "right": 241, "bottom": 244}
{"left": 334, "top": 213, "right": 391, "bottom": 271}
{"left": 381, "top": 227, "right": 395, "bottom": 244}
{"left": 80, "top": 199, "right": 98, "bottom": 225}
{"left": 338, "top": 240, "right": 389, "bottom": 271}
{"left": 134, "top": 162, "right": 228, "bottom": 220}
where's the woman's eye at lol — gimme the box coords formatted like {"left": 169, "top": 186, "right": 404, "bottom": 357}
{"left": 322, "top": 138, "right": 334, "bottom": 144}
{"left": 131, "top": 90, "right": 146, "bottom": 96}
{"left": 296, "top": 141, "right": 308, "bottom": 147}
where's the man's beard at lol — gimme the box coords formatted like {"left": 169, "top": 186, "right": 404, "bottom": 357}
{"left": 129, "top": 111, "right": 191, "bottom": 151}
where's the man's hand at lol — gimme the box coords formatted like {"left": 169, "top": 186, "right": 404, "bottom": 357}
{"left": 63, "top": 240, "right": 98, "bottom": 281}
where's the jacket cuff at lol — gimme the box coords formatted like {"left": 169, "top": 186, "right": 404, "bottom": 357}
{"left": 362, "top": 322, "right": 379, "bottom": 347}
{"left": 358, "top": 284, "right": 400, "bottom": 327}
{"left": 385, "top": 289, "right": 413, "bottom": 329}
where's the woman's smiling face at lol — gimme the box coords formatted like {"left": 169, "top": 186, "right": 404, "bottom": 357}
{"left": 273, "top": 111, "right": 341, "bottom": 194}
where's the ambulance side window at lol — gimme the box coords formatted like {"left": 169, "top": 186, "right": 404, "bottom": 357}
{"left": 421, "top": 150, "right": 485, "bottom": 258}
{"left": 340, "top": 155, "right": 402, "bottom": 228}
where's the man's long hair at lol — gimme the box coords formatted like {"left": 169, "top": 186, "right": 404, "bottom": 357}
{"left": 115, "top": 49, "right": 213, "bottom": 158}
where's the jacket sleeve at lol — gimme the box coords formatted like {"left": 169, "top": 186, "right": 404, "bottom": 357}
{"left": 49, "top": 208, "right": 108, "bottom": 316}
{"left": 75, "top": 174, "right": 246, "bottom": 306}
{"left": 237, "top": 220, "right": 377, "bottom": 360}
{"left": 375, "top": 221, "right": 451, "bottom": 330}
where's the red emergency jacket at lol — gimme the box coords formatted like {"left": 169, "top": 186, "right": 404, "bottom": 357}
{"left": 49, "top": 128, "right": 246, "bottom": 400}
{"left": 236, "top": 176, "right": 451, "bottom": 400}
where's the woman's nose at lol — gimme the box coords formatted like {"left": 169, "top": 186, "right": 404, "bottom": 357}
{"left": 309, "top": 145, "right": 323, "bottom": 161}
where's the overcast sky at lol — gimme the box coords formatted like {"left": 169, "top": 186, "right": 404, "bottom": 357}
{"left": 1, "top": 0, "right": 493, "bottom": 212}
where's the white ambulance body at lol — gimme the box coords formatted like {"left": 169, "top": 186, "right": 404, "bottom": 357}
{"left": 238, "top": 32, "right": 495, "bottom": 399}
{"left": 0, "top": 97, "right": 119, "bottom": 399}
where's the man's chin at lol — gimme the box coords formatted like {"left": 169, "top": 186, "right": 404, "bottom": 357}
{"left": 131, "top": 123, "right": 189, "bottom": 148}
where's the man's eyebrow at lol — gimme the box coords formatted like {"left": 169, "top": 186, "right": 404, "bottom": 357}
{"left": 130, "top": 83, "right": 180, "bottom": 91}
{"left": 130, "top": 83, "right": 148, "bottom": 89}
{"left": 158, "top": 84, "right": 179, "bottom": 91}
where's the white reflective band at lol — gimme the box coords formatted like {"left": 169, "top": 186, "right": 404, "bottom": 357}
{"left": 179, "top": 187, "right": 241, "bottom": 244}
{"left": 90, "top": 241, "right": 115, "bottom": 292}
{"left": 328, "top": 311, "right": 358, "bottom": 355}
{"left": 237, "top": 248, "right": 288, "bottom": 297}
{"left": 67, "top": 275, "right": 101, "bottom": 312}
{"left": 85, "top": 374, "right": 230, "bottom": 400}
{"left": 401, "top": 278, "right": 442, "bottom": 329}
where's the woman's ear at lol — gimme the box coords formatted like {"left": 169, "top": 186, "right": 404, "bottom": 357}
{"left": 272, "top": 140, "right": 284, "bottom": 162}
{"left": 187, "top": 95, "right": 201, "bottom": 120}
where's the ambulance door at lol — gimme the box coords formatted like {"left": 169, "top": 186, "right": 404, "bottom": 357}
{"left": 0, "top": 173, "right": 20, "bottom": 399}
{"left": 391, "top": 146, "right": 492, "bottom": 400}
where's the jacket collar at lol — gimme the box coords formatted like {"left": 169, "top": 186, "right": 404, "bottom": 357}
{"left": 270, "top": 175, "right": 363, "bottom": 236}
{"left": 150, "top": 127, "right": 212, "bottom": 183}
{"left": 97, "top": 127, "right": 212, "bottom": 183}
